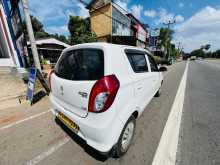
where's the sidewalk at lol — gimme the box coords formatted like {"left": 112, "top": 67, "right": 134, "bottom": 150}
{"left": 0, "top": 96, "right": 50, "bottom": 129}
{"left": 0, "top": 67, "right": 27, "bottom": 110}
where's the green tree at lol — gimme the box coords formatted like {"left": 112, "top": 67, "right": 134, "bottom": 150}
{"left": 190, "top": 49, "right": 205, "bottom": 58}
{"left": 212, "top": 50, "right": 220, "bottom": 58}
{"left": 23, "top": 15, "right": 49, "bottom": 39}
{"left": 159, "top": 28, "right": 174, "bottom": 59}
{"left": 68, "top": 16, "right": 97, "bottom": 45}
{"left": 30, "top": 16, "right": 44, "bottom": 33}
{"left": 50, "top": 33, "right": 70, "bottom": 44}
{"left": 23, "top": 15, "right": 69, "bottom": 44}
{"left": 201, "top": 44, "right": 211, "bottom": 51}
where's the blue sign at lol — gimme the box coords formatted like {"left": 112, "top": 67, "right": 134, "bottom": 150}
{"left": 27, "top": 68, "right": 37, "bottom": 103}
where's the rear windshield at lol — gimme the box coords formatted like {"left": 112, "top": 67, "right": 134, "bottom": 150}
{"left": 55, "top": 49, "right": 104, "bottom": 80}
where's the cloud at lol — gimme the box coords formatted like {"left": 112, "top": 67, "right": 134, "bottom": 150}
{"left": 29, "top": 0, "right": 75, "bottom": 22}
{"left": 156, "top": 8, "right": 174, "bottom": 24}
{"left": 179, "top": 2, "right": 184, "bottom": 8}
{"left": 115, "top": 0, "right": 129, "bottom": 12}
{"left": 77, "top": 3, "right": 89, "bottom": 18}
{"left": 29, "top": 0, "right": 89, "bottom": 35}
{"left": 131, "top": 5, "right": 143, "bottom": 19}
{"left": 175, "top": 15, "right": 184, "bottom": 22}
{"left": 155, "top": 8, "right": 184, "bottom": 24}
{"left": 144, "top": 10, "right": 156, "bottom": 18}
{"left": 174, "top": 6, "right": 220, "bottom": 52}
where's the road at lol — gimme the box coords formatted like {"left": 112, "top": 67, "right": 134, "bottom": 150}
{"left": 176, "top": 59, "right": 220, "bottom": 165}
{"left": 0, "top": 60, "right": 219, "bottom": 165}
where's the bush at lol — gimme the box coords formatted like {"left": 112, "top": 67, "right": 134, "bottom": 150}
{"left": 153, "top": 56, "right": 162, "bottom": 64}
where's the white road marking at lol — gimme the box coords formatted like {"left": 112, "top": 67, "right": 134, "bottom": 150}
{"left": 152, "top": 61, "right": 189, "bottom": 165}
{"left": 26, "top": 137, "right": 70, "bottom": 165}
{"left": 0, "top": 110, "right": 51, "bottom": 131}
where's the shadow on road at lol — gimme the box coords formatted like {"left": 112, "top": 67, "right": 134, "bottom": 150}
{"left": 55, "top": 117, "right": 109, "bottom": 162}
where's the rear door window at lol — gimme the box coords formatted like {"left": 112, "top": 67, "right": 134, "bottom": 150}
{"left": 126, "top": 52, "right": 148, "bottom": 73}
{"left": 147, "top": 55, "right": 158, "bottom": 72}
{"left": 55, "top": 49, "right": 104, "bottom": 80}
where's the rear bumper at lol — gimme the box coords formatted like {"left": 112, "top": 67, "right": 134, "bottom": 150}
{"left": 49, "top": 94, "right": 124, "bottom": 153}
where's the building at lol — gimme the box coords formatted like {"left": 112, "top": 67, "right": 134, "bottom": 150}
{"left": 0, "top": 1, "right": 20, "bottom": 67}
{"left": 126, "top": 13, "right": 148, "bottom": 48}
{"left": 148, "top": 28, "right": 165, "bottom": 57}
{"left": 27, "top": 38, "right": 70, "bottom": 64}
{"left": 87, "top": 0, "right": 149, "bottom": 47}
{"left": 0, "top": 0, "right": 29, "bottom": 68}
{"left": 87, "top": 0, "right": 131, "bottom": 42}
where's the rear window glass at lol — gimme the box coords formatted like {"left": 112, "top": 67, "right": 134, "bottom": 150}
{"left": 55, "top": 49, "right": 104, "bottom": 80}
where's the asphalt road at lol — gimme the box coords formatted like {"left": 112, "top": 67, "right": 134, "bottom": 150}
{"left": 0, "top": 61, "right": 186, "bottom": 165}
{"left": 177, "top": 60, "right": 220, "bottom": 165}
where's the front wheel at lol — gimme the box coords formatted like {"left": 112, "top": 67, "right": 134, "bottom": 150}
{"left": 113, "top": 115, "right": 136, "bottom": 157}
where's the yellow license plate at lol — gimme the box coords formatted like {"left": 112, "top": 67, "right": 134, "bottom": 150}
{"left": 57, "top": 112, "right": 79, "bottom": 133}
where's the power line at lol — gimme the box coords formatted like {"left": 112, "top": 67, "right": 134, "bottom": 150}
{"left": 163, "top": 19, "right": 176, "bottom": 29}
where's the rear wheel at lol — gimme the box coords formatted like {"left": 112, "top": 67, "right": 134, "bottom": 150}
{"left": 113, "top": 115, "right": 136, "bottom": 157}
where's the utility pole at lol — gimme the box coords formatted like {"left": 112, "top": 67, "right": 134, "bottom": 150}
{"left": 163, "top": 20, "right": 176, "bottom": 60}
{"left": 21, "top": 0, "right": 41, "bottom": 72}
{"left": 163, "top": 20, "right": 176, "bottom": 29}
{"left": 177, "top": 42, "right": 181, "bottom": 53}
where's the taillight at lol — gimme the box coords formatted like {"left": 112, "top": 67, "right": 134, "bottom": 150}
{"left": 48, "top": 69, "right": 55, "bottom": 91}
{"left": 88, "top": 75, "right": 120, "bottom": 113}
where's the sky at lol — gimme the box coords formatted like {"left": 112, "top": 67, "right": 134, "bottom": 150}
{"left": 29, "top": 0, "right": 220, "bottom": 52}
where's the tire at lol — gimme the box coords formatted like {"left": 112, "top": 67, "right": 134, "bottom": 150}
{"left": 154, "top": 86, "right": 161, "bottom": 97}
{"left": 113, "top": 115, "right": 136, "bottom": 158}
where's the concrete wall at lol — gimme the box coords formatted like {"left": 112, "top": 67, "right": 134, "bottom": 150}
{"left": 90, "top": 3, "right": 112, "bottom": 41}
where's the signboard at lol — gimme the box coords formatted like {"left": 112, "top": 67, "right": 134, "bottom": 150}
{"left": 150, "top": 29, "right": 160, "bottom": 37}
{"left": 137, "top": 24, "right": 147, "bottom": 42}
{"left": 26, "top": 68, "right": 50, "bottom": 104}
{"left": 27, "top": 68, "right": 37, "bottom": 103}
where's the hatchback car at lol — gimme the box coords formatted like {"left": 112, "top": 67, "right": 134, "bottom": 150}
{"left": 49, "top": 43, "right": 163, "bottom": 157}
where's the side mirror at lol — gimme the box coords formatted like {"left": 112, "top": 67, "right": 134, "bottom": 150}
{"left": 159, "top": 66, "right": 167, "bottom": 72}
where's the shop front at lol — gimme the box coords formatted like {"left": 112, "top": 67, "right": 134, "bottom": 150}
{"left": 0, "top": 3, "right": 18, "bottom": 66}
{"left": 0, "top": 0, "right": 29, "bottom": 68}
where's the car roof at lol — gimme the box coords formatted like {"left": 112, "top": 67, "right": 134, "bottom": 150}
{"left": 63, "top": 42, "right": 151, "bottom": 54}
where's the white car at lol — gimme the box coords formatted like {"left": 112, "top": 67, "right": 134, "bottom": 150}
{"left": 49, "top": 43, "right": 164, "bottom": 157}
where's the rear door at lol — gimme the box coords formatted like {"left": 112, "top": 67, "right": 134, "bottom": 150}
{"left": 147, "top": 54, "right": 160, "bottom": 93}
{"left": 125, "top": 50, "right": 152, "bottom": 109}
{"left": 51, "top": 48, "right": 104, "bottom": 118}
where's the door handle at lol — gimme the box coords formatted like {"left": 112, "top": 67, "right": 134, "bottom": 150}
{"left": 137, "top": 87, "right": 142, "bottom": 90}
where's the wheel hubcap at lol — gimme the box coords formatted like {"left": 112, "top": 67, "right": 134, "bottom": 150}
{"left": 121, "top": 122, "right": 134, "bottom": 151}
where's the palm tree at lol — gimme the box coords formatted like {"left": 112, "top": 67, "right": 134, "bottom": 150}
{"left": 159, "top": 28, "right": 174, "bottom": 59}
{"left": 201, "top": 44, "right": 211, "bottom": 51}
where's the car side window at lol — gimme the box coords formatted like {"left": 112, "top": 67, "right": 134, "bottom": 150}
{"left": 147, "top": 55, "right": 158, "bottom": 72}
{"left": 126, "top": 53, "right": 148, "bottom": 73}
